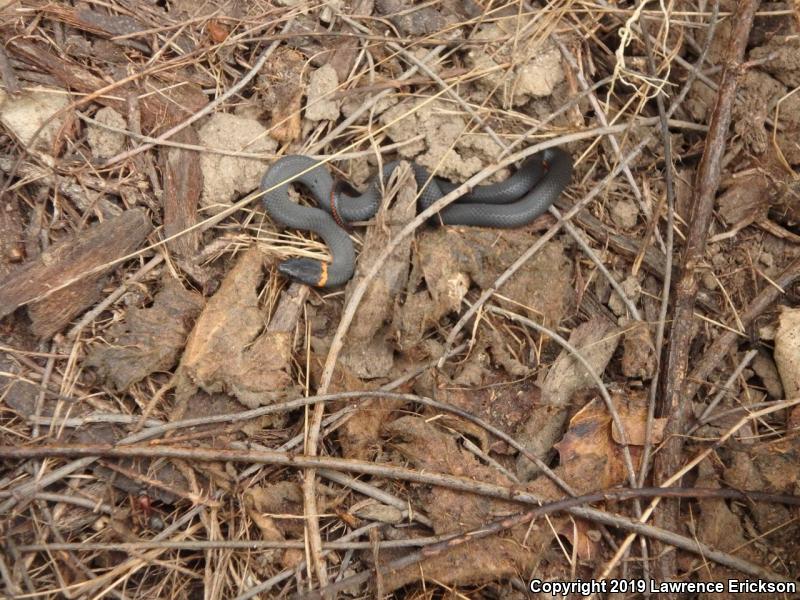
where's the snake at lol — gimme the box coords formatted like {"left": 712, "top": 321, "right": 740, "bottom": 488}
{"left": 260, "top": 147, "right": 573, "bottom": 287}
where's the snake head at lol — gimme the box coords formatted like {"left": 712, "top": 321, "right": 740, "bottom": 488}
{"left": 278, "top": 258, "right": 328, "bottom": 287}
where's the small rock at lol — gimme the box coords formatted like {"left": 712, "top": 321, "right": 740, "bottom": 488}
{"left": 197, "top": 113, "right": 277, "bottom": 209}
{"left": 0, "top": 90, "right": 69, "bottom": 154}
{"left": 610, "top": 198, "right": 639, "bottom": 229}
{"left": 305, "top": 64, "right": 340, "bottom": 122}
{"left": 381, "top": 98, "right": 489, "bottom": 181}
{"left": 701, "top": 270, "right": 718, "bottom": 291}
{"left": 87, "top": 107, "right": 127, "bottom": 159}
{"left": 512, "top": 45, "right": 564, "bottom": 101}
{"left": 375, "top": 0, "right": 447, "bottom": 36}
{"left": 467, "top": 26, "right": 564, "bottom": 106}
{"left": 752, "top": 351, "right": 784, "bottom": 399}
{"left": 621, "top": 321, "right": 656, "bottom": 379}
{"left": 608, "top": 276, "right": 641, "bottom": 317}
{"left": 318, "top": 0, "right": 342, "bottom": 23}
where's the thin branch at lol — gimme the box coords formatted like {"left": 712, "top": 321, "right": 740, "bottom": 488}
{"left": 653, "top": 0, "right": 761, "bottom": 583}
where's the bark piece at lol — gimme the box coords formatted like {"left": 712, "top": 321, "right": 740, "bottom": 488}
{"left": 162, "top": 127, "right": 202, "bottom": 260}
{"left": 9, "top": 40, "right": 206, "bottom": 131}
{"left": 0, "top": 155, "right": 122, "bottom": 218}
{"left": 0, "top": 208, "right": 151, "bottom": 338}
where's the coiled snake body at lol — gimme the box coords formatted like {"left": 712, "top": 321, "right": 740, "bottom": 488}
{"left": 260, "top": 147, "right": 573, "bottom": 287}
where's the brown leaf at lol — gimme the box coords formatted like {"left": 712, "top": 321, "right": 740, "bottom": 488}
{"left": 553, "top": 399, "right": 623, "bottom": 492}
{"left": 610, "top": 396, "right": 666, "bottom": 446}
{"left": 260, "top": 48, "right": 304, "bottom": 144}
{"left": 555, "top": 518, "right": 601, "bottom": 561}
{"left": 379, "top": 416, "right": 550, "bottom": 593}
{"left": 723, "top": 450, "right": 795, "bottom": 544}
{"left": 517, "top": 317, "right": 621, "bottom": 480}
{"left": 179, "top": 248, "right": 297, "bottom": 409}
{"left": 207, "top": 19, "right": 230, "bottom": 43}
{"left": 86, "top": 278, "right": 204, "bottom": 391}
{"left": 244, "top": 482, "right": 305, "bottom": 538}
{"left": 244, "top": 483, "right": 304, "bottom": 571}
{"left": 690, "top": 461, "right": 775, "bottom": 600}
{"left": 554, "top": 391, "right": 661, "bottom": 493}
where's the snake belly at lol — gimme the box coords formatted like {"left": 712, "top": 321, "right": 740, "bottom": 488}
{"left": 260, "top": 147, "right": 573, "bottom": 288}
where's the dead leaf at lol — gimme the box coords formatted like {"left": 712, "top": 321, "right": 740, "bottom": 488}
{"left": 86, "top": 279, "right": 204, "bottom": 391}
{"left": 723, "top": 450, "right": 795, "bottom": 544}
{"left": 553, "top": 391, "right": 661, "bottom": 494}
{"left": 553, "top": 399, "right": 625, "bottom": 493}
{"left": 516, "top": 317, "right": 621, "bottom": 480}
{"left": 179, "top": 247, "right": 296, "bottom": 409}
{"left": 207, "top": 19, "right": 229, "bottom": 43}
{"left": 350, "top": 501, "right": 403, "bottom": 524}
{"left": 610, "top": 397, "right": 666, "bottom": 446}
{"left": 379, "top": 416, "right": 550, "bottom": 593}
{"left": 244, "top": 482, "right": 304, "bottom": 570}
{"left": 690, "top": 461, "right": 775, "bottom": 600}
{"left": 555, "top": 518, "right": 600, "bottom": 562}
{"left": 259, "top": 48, "right": 304, "bottom": 144}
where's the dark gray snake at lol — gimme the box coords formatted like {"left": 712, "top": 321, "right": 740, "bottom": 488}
{"left": 260, "top": 147, "right": 573, "bottom": 287}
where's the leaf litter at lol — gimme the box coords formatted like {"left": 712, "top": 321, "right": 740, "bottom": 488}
{"left": 0, "top": 0, "right": 799, "bottom": 598}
